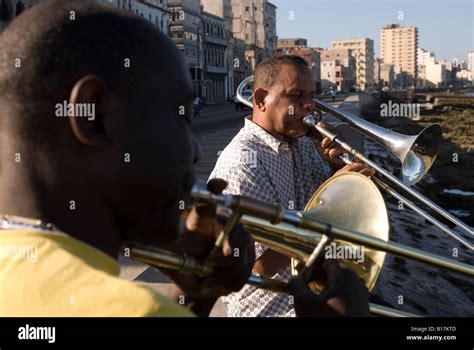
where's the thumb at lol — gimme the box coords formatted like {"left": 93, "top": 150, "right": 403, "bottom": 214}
{"left": 323, "top": 259, "right": 344, "bottom": 283}
{"left": 195, "top": 178, "right": 228, "bottom": 217}
{"left": 289, "top": 277, "right": 327, "bottom": 317}
{"left": 288, "top": 277, "right": 322, "bottom": 301}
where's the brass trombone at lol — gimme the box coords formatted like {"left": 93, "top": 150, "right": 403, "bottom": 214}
{"left": 124, "top": 77, "right": 473, "bottom": 318}
{"left": 126, "top": 173, "right": 473, "bottom": 318}
{"left": 235, "top": 75, "right": 473, "bottom": 249}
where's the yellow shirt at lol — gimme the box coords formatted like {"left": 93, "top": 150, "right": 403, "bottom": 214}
{"left": 0, "top": 229, "right": 193, "bottom": 317}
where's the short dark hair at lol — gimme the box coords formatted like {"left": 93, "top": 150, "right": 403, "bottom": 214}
{"left": 254, "top": 55, "right": 309, "bottom": 90}
{"left": 0, "top": 0, "right": 175, "bottom": 132}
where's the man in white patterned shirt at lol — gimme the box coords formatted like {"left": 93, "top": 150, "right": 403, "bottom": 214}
{"left": 209, "top": 55, "right": 374, "bottom": 317}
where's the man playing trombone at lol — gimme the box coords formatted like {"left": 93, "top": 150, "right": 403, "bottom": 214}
{"left": 210, "top": 55, "right": 374, "bottom": 317}
{"left": 0, "top": 2, "right": 369, "bottom": 318}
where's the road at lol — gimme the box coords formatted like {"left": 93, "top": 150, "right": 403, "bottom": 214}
{"left": 191, "top": 103, "right": 249, "bottom": 135}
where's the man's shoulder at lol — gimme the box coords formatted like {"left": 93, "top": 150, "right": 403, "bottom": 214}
{"left": 110, "top": 280, "right": 194, "bottom": 317}
{"left": 215, "top": 130, "right": 264, "bottom": 165}
{"left": 0, "top": 230, "right": 193, "bottom": 317}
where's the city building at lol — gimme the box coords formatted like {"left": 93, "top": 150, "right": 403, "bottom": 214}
{"left": 380, "top": 63, "right": 395, "bottom": 88}
{"left": 134, "top": 0, "right": 170, "bottom": 35}
{"left": 417, "top": 48, "right": 435, "bottom": 67}
{"left": 425, "top": 60, "right": 446, "bottom": 88}
{"left": 319, "top": 48, "right": 355, "bottom": 92}
{"left": 456, "top": 69, "right": 472, "bottom": 84}
{"left": 168, "top": 0, "right": 203, "bottom": 96}
{"left": 202, "top": 10, "right": 227, "bottom": 102}
{"left": 1, "top": 1, "right": 170, "bottom": 34}
{"left": 331, "top": 38, "right": 374, "bottom": 90}
{"left": 202, "top": 0, "right": 240, "bottom": 98}
{"left": 231, "top": 0, "right": 277, "bottom": 71}
{"left": 277, "top": 38, "right": 307, "bottom": 49}
{"left": 381, "top": 24, "right": 418, "bottom": 86}
{"left": 416, "top": 48, "right": 435, "bottom": 83}
{"left": 469, "top": 50, "right": 474, "bottom": 74}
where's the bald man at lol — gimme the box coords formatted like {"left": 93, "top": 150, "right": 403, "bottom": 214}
{"left": 0, "top": 0, "right": 255, "bottom": 317}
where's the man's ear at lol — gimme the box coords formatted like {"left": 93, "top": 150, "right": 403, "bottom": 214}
{"left": 253, "top": 87, "right": 268, "bottom": 112}
{"left": 68, "top": 75, "right": 112, "bottom": 148}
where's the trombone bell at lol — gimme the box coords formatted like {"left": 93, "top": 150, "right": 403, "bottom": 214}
{"left": 239, "top": 173, "right": 389, "bottom": 292}
{"left": 303, "top": 172, "right": 389, "bottom": 291}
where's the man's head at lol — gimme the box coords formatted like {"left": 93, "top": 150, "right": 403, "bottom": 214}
{"left": 253, "top": 55, "right": 316, "bottom": 139}
{"left": 0, "top": 0, "right": 197, "bottom": 250}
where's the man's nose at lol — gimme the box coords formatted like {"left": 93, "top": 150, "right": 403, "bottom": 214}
{"left": 302, "top": 98, "right": 315, "bottom": 113}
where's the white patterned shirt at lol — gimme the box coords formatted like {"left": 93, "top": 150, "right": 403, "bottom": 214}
{"left": 209, "top": 116, "right": 332, "bottom": 317}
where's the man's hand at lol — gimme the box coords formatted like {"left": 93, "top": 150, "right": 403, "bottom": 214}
{"left": 288, "top": 259, "right": 370, "bottom": 317}
{"left": 334, "top": 162, "right": 375, "bottom": 177}
{"left": 161, "top": 179, "right": 255, "bottom": 316}
{"left": 316, "top": 122, "right": 375, "bottom": 177}
{"left": 316, "top": 122, "right": 347, "bottom": 168}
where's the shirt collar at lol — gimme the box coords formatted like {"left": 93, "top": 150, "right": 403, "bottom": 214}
{"left": 243, "top": 116, "right": 292, "bottom": 153}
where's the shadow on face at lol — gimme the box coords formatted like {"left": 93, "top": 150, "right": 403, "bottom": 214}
{"left": 264, "top": 64, "right": 316, "bottom": 139}
{"left": 117, "top": 45, "right": 198, "bottom": 248}
{"left": 68, "top": 28, "right": 198, "bottom": 249}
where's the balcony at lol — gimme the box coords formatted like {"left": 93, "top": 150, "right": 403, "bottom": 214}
{"left": 206, "top": 65, "right": 227, "bottom": 74}
{"left": 204, "top": 34, "right": 227, "bottom": 47}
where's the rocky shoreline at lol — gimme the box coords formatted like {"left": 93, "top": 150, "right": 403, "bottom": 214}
{"left": 359, "top": 103, "right": 473, "bottom": 316}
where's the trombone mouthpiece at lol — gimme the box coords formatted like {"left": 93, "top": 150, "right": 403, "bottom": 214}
{"left": 303, "top": 115, "right": 318, "bottom": 128}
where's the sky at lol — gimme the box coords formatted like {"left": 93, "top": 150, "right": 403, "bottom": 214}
{"left": 272, "top": 0, "right": 473, "bottom": 62}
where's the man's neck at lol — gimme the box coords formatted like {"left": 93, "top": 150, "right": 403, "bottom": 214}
{"left": 250, "top": 114, "right": 290, "bottom": 143}
{"left": 0, "top": 166, "right": 122, "bottom": 259}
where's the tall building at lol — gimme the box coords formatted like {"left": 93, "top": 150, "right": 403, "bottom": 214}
{"left": 133, "top": 0, "right": 170, "bottom": 35}
{"left": 201, "top": 0, "right": 238, "bottom": 98}
{"left": 232, "top": 38, "right": 251, "bottom": 93}
{"left": 331, "top": 38, "right": 374, "bottom": 90}
{"left": 231, "top": 0, "right": 277, "bottom": 71}
{"left": 381, "top": 24, "right": 418, "bottom": 86}
{"left": 373, "top": 57, "right": 382, "bottom": 88}
{"left": 319, "top": 48, "right": 356, "bottom": 92}
{"left": 416, "top": 48, "right": 435, "bottom": 84}
{"left": 468, "top": 50, "right": 474, "bottom": 74}
{"left": 380, "top": 63, "right": 395, "bottom": 88}
{"left": 202, "top": 11, "right": 227, "bottom": 102}
{"left": 425, "top": 61, "right": 446, "bottom": 87}
{"left": 168, "top": 0, "right": 203, "bottom": 96}
{"left": 417, "top": 48, "right": 435, "bottom": 67}
{"left": 1, "top": 1, "right": 170, "bottom": 34}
